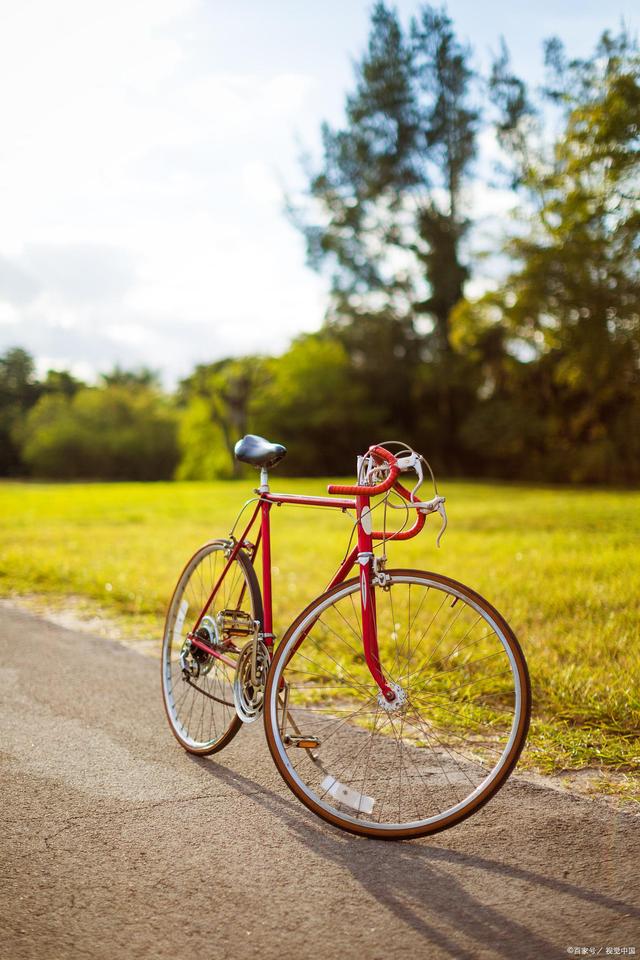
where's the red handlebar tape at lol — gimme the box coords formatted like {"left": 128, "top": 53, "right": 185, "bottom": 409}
{"left": 327, "top": 446, "right": 400, "bottom": 496}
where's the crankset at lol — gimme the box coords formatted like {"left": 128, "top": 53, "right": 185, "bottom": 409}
{"left": 233, "top": 638, "right": 270, "bottom": 723}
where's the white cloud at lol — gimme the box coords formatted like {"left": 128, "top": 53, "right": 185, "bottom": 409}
{"left": 0, "top": 0, "right": 326, "bottom": 383}
{"left": 0, "top": 256, "right": 41, "bottom": 306}
{"left": 21, "top": 245, "right": 136, "bottom": 304}
{"left": 0, "top": 303, "right": 21, "bottom": 326}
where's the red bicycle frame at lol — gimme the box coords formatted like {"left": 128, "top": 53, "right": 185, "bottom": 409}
{"left": 187, "top": 449, "right": 426, "bottom": 704}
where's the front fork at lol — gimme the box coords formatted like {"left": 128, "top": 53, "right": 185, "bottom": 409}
{"left": 356, "top": 494, "right": 396, "bottom": 704}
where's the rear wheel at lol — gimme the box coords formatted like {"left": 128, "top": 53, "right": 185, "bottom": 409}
{"left": 264, "top": 570, "right": 530, "bottom": 839}
{"left": 162, "top": 540, "right": 263, "bottom": 755}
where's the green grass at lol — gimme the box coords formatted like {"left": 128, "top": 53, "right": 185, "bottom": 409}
{"left": 1, "top": 477, "right": 639, "bottom": 796}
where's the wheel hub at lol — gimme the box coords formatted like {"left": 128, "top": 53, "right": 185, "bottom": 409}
{"left": 377, "top": 682, "right": 408, "bottom": 714}
{"left": 179, "top": 616, "right": 218, "bottom": 678}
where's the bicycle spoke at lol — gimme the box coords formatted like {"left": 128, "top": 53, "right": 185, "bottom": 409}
{"left": 162, "top": 542, "right": 259, "bottom": 753}
{"left": 267, "top": 572, "right": 527, "bottom": 835}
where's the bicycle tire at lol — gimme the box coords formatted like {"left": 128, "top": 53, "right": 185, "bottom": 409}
{"left": 264, "top": 569, "right": 530, "bottom": 840}
{"left": 162, "top": 540, "right": 263, "bottom": 755}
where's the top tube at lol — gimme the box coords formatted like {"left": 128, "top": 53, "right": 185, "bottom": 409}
{"left": 261, "top": 491, "right": 356, "bottom": 511}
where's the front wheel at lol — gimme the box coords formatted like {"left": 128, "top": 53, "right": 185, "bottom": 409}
{"left": 264, "top": 570, "right": 530, "bottom": 840}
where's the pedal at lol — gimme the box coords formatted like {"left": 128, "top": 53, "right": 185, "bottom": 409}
{"left": 284, "top": 735, "right": 321, "bottom": 750}
{"left": 216, "top": 609, "right": 255, "bottom": 638}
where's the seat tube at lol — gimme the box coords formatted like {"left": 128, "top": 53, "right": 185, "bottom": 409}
{"left": 260, "top": 499, "right": 274, "bottom": 647}
{"left": 356, "top": 494, "right": 395, "bottom": 702}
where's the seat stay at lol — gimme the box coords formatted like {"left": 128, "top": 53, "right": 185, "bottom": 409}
{"left": 187, "top": 501, "right": 261, "bottom": 639}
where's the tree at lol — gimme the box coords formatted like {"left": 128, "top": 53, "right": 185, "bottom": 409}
{"left": 22, "top": 384, "right": 179, "bottom": 480}
{"left": 299, "top": 3, "right": 478, "bottom": 340}
{"left": 293, "top": 2, "right": 479, "bottom": 464}
{"left": 41, "top": 369, "right": 86, "bottom": 399}
{"left": 457, "top": 28, "right": 640, "bottom": 482}
{"left": 253, "top": 333, "right": 379, "bottom": 475}
{"left": 178, "top": 356, "right": 268, "bottom": 478}
{"left": 410, "top": 6, "right": 478, "bottom": 348}
{"left": 0, "top": 347, "right": 41, "bottom": 474}
{"left": 101, "top": 366, "right": 161, "bottom": 389}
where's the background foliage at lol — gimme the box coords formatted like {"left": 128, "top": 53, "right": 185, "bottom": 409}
{"left": 0, "top": 6, "right": 638, "bottom": 484}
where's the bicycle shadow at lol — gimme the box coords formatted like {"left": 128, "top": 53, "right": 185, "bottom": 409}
{"left": 189, "top": 756, "right": 639, "bottom": 959}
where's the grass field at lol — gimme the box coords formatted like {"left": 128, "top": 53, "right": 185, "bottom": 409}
{"left": 1, "top": 478, "right": 638, "bottom": 800}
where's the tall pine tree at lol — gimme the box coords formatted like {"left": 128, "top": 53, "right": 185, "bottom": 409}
{"left": 295, "top": 3, "right": 479, "bottom": 458}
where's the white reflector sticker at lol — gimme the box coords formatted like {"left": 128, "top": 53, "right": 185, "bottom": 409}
{"left": 320, "top": 775, "right": 375, "bottom": 815}
{"left": 174, "top": 599, "right": 189, "bottom": 642}
{"left": 360, "top": 505, "right": 373, "bottom": 535}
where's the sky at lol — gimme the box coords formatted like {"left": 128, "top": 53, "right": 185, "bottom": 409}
{"left": 0, "top": 0, "right": 637, "bottom": 385}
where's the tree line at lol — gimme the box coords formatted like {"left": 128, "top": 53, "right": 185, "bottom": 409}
{"left": 1, "top": 6, "right": 638, "bottom": 484}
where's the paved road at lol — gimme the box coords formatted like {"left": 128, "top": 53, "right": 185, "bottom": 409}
{"left": 1, "top": 606, "right": 638, "bottom": 960}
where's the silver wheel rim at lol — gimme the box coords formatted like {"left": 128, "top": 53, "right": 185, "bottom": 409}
{"left": 268, "top": 574, "right": 525, "bottom": 833}
{"left": 162, "top": 543, "right": 256, "bottom": 751}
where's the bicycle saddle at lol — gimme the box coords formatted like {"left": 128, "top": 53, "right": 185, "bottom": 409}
{"left": 234, "top": 434, "right": 287, "bottom": 469}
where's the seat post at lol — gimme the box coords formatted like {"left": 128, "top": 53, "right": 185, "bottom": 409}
{"left": 259, "top": 467, "right": 269, "bottom": 493}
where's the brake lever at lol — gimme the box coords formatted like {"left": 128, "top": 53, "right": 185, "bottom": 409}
{"left": 435, "top": 499, "right": 447, "bottom": 548}
{"left": 385, "top": 451, "right": 447, "bottom": 545}
{"left": 395, "top": 451, "right": 424, "bottom": 502}
{"left": 417, "top": 494, "right": 447, "bottom": 546}
{"left": 385, "top": 491, "right": 447, "bottom": 546}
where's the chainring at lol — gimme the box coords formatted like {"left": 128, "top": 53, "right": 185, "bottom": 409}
{"left": 233, "top": 638, "right": 270, "bottom": 723}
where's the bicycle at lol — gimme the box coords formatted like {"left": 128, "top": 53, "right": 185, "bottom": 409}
{"left": 161, "top": 435, "right": 531, "bottom": 840}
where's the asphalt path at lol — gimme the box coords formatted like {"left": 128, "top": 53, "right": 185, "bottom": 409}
{"left": 2, "top": 606, "right": 638, "bottom": 960}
